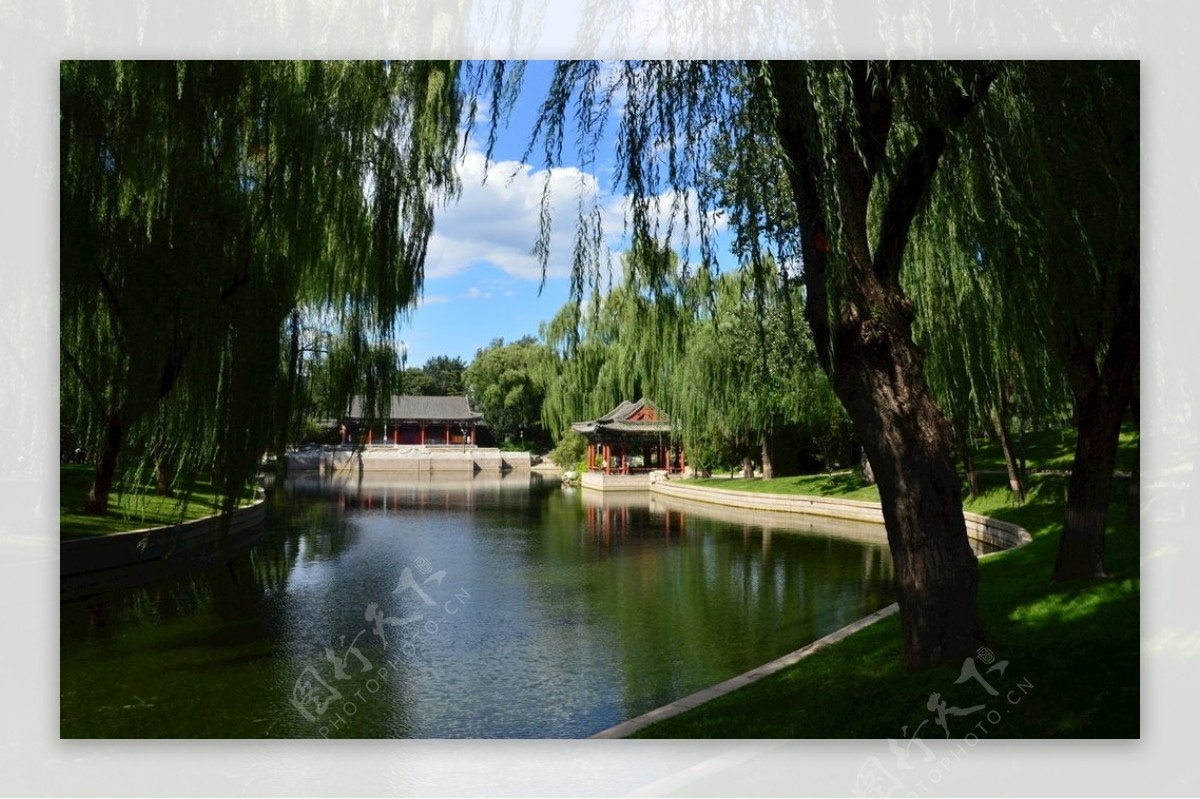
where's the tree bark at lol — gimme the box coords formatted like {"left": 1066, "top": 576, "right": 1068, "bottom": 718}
{"left": 988, "top": 403, "right": 1025, "bottom": 502}
{"left": 1055, "top": 404, "right": 1120, "bottom": 580}
{"left": 274, "top": 307, "right": 303, "bottom": 467}
{"left": 85, "top": 412, "right": 124, "bottom": 515}
{"left": 155, "top": 460, "right": 174, "bottom": 497}
{"left": 760, "top": 431, "right": 775, "bottom": 480}
{"left": 766, "top": 60, "right": 991, "bottom": 669}
{"left": 859, "top": 446, "right": 875, "bottom": 486}
{"left": 831, "top": 311, "right": 985, "bottom": 669}
{"left": 741, "top": 455, "right": 755, "bottom": 480}
{"left": 1053, "top": 257, "right": 1138, "bottom": 581}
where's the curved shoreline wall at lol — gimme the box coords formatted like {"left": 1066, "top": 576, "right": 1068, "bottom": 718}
{"left": 60, "top": 496, "right": 268, "bottom": 602}
{"left": 647, "top": 478, "right": 1031, "bottom": 554}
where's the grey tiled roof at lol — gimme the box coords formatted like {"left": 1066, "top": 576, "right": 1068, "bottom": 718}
{"left": 571, "top": 398, "right": 673, "bottom": 437}
{"left": 347, "top": 395, "right": 483, "bottom": 422}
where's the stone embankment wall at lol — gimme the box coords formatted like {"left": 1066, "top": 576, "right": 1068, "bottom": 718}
{"left": 286, "top": 447, "right": 533, "bottom": 474}
{"left": 647, "top": 478, "right": 1031, "bottom": 554}
{"left": 60, "top": 496, "right": 267, "bottom": 601}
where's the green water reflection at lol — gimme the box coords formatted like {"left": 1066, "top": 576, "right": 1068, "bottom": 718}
{"left": 60, "top": 472, "right": 893, "bottom": 738}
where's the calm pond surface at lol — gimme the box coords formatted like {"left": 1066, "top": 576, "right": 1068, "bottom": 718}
{"left": 60, "top": 472, "right": 894, "bottom": 738}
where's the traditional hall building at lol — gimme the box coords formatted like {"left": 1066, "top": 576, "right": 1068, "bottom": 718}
{"left": 343, "top": 395, "right": 484, "bottom": 447}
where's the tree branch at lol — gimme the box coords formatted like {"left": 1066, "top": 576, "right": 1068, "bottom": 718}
{"left": 61, "top": 344, "right": 109, "bottom": 416}
{"left": 850, "top": 60, "right": 894, "bottom": 180}
{"left": 873, "top": 64, "right": 1000, "bottom": 286}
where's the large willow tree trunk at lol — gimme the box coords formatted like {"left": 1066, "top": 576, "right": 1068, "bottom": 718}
{"left": 823, "top": 283, "right": 985, "bottom": 669}
{"left": 1054, "top": 265, "right": 1138, "bottom": 580}
{"left": 768, "top": 60, "right": 991, "bottom": 669}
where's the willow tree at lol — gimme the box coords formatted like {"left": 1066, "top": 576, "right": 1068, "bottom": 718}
{"left": 470, "top": 60, "right": 1016, "bottom": 669}
{"left": 906, "top": 217, "right": 1069, "bottom": 502}
{"left": 539, "top": 240, "right": 693, "bottom": 442}
{"left": 540, "top": 301, "right": 631, "bottom": 439}
{"left": 931, "top": 62, "right": 1139, "bottom": 580}
{"left": 658, "top": 267, "right": 848, "bottom": 480}
{"left": 61, "top": 61, "right": 461, "bottom": 514}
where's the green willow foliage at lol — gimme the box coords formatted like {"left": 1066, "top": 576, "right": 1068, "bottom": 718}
{"left": 936, "top": 61, "right": 1138, "bottom": 381}
{"left": 538, "top": 241, "right": 692, "bottom": 439}
{"left": 904, "top": 64, "right": 1136, "bottom": 468}
{"left": 539, "top": 242, "right": 846, "bottom": 473}
{"left": 61, "top": 61, "right": 461, "bottom": 511}
{"left": 477, "top": 60, "right": 1135, "bottom": 663}
{"left": 496, "top": 61, "right": 1129, "bottom": 455}
{"left": 669, "top": 269, "right": 850, "bottom": 473}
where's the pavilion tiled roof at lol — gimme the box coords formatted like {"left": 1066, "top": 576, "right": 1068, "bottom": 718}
{"left": 347, "top": 395, "right": 483, "bottom": 423}
{"left": 571, "top": 398, "right": 673, "bottom": 437}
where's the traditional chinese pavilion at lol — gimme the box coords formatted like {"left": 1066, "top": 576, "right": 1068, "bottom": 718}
{"left": 344, "top": 395, "right": 484, "bottom": 446}
{"left": 571, "top": 398, "right": 685, "bottom": 477}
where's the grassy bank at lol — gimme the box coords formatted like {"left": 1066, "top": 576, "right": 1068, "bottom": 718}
{"left": 60, "top": 464, "right": 257, "bottom": 540}
{"left": 689, "top": 471, "right": 882, "bottom": 502}
{"left": 631, "top": 432, "right": 1139, "bottom": 738}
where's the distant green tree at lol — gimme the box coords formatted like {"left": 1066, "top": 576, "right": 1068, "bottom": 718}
{"left": 464, "top": 337, "right": 553, "bottom": 445}
{"left": 668, "top": 268, "right": 847, "bottom": 480}
{"left": 421, "top": 355, "right": 467, "bottom": 395}
{"left": 400, "top": 367, "right": 436, "bottom": 397}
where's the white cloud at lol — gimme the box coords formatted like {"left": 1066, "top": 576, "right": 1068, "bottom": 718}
{"left": 417, "top": 294, "right": 451, "bottom": 306}
{"left": 424, "top": 136, "right": 728, "bottom": 288}
{"left": 425, "top": 140, "right": 627, "bottom": 282}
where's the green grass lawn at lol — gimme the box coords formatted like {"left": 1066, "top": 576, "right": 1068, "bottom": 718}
{"left": 689, "top": 471, "right": 883, "bottom": 502}
{"left": 60, "top": 464, "right": 257, "bottom": 540}
{"left": 632, "top": 437, "right": 1139, "bottom": 738}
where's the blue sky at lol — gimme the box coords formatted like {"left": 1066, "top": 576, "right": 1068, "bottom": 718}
{"left": 398, "top": 61, "right": 600, "bottom": 367}
{"left": 398, "top": 61, "right": 727, "bottom": 367}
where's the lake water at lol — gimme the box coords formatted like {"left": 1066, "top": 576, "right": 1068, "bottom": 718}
{"left": 60, "top": 472, "right": 894, "bottom": 738}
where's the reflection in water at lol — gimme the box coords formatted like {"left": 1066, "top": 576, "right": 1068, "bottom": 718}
{"left": 61, "top": 473, "right": 893, "bottom": 738}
